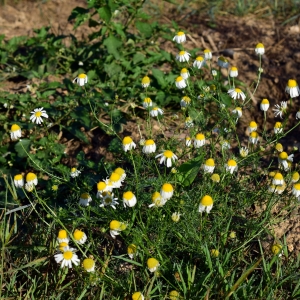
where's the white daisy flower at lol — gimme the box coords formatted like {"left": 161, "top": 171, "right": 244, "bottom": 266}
{"left": 273, "top": 101, "right": 287, "bottom": 118}
{"left": 10, "top": 124, "right": 21, "bottom": 140}
{"left": 175, "top": 76, "right": 187, "bottom": 89}
{"left": 155, "top": 150, "right": 178, "bottom": 168}
{"left": 123, "top": 191, "right": 137, "bottom": 207}
{"left": 173, "top": 31, "right": 186, "bottom": 43}
{"left": 150, "top": 107, "right": 164, "bottom": 117}
{"left": 176, "top": 51, "right": 191, "bottom": 62}
{"left": 30, "top": 107, "right": 48, "bottom": 124}
{"left": 70, "top": 167, "right": 81, "bottom": 178}
{"left": 228, "top": 88, "right": 246, "bottom": 101}
{"left": 286, "top": 79, "right": 300, "bottom": 98}
{"left": 99, "top": 192, "right": 119, "bottom": 209}
{"left": 73, "top": 73, "right": 88, "bottom": 86}
{"left": 54, "top": 249, "right": 80, "bottom": 268}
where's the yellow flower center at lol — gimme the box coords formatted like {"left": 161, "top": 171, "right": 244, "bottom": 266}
{"left": 201, "top": 195, "right": 213, "bottom": 206}
{"left": 182, "top": 96, "right": 191, "bottom": 102}
{"left": 274, "top": 173, "right": 283, "bottom": 180}
{"left": 218, "top": 56, "right": 227, "bottom": 62}
{"left": 144, "top": 97, "right": 151, "bottom": 103}
{"left": 83, "top": 258, "right": 94, "bottom": 270}
{"left": 142, "top": 76, "right": 150, "bottom": 84}
{"left": 261, "top": 98, "right": 269, "bottom": 104}
{"left": 152, "top": 191, "right": 161, "bottom": 201}
{"left": 256, "top": 43, "right": 264, "bottom": 49}
{"left": 292, "top": 172, "right": 299, "bottom": 181}
{"left": 249, "top": 121, "right": 257, "bottom": 128}
{"left": 52, "top": 185, "right": 58, "bottom": 191}
{"left": 279, "top": 152, "right": 288, "bottom": 160}
{"left": 26, "top": 172, "right": 37, "bottom": 182}
{"left": 58, "top": 229, "right": 67, "bottom": 239}
{"left": 271, "top": 244, "right": 282, "bottom": 255}
{"left": 35, "top": 111, "right": 42, "bottom": 117}
{"left": 11, "top": 124, "right": 20, "bottom": 131}
{"left": 275, "top": 143, "right": 283, "bottom": 152}
{"left": 250, "top": 132, "right": 258, "bottom": 138}
{"left": 59, "top": 242, "right": 68, "bottom": 252}
{"left": 123, "top": 136, "right": 133, "bottom": 145}
{"left": 63, "top": 251, "right": 73, "bottom": 260}
{"left": 169, "top": 291, "right": 180, "bottom": 300}
{"left": 210, "top": 249, "right": 219, "bottom": 257}
{"left": 14, "top": 174, "right": 23, "bottom": 180}
{"left": 269, "top": 171, "right": 276, "bottom": 177}
{"left": 204, "top": 49, "right": 211, "bottom": 53}
{"left": 81, "top": 193, "right": 90, "bottom": 199}
{"left": 152, "top": 107, "right": 158, "bottom": 111}
{"left": 164, "top": 150, "right": 174, "bottom": 158}
{"left": 110, "top": 172, "right": 121, "bottom": 182}
{"left": 132, "top": 292, "right": 143, "bottom": 300}
{"left": 114, "top": 168, "right": 125, "bottom": 176}
{"left": 177, "top": 31, "right": 184, "bottom": 36}
{"left": 176, "top": 76, "right": 183, "bottom": 82}
{"left": 127, "top": 244, "right": 137, "bottom": 254}
{"left": 231, "top": 66, "right": 238, "bottom": 71}
{"left": 73, "top": 229, "right": 84, "bottom": 241}
{"left": 274, "top": 122, "right": 282, "bottom": 128}
{"left": 235, "top": 88, "right": 242, "bottom": 93}
{"left": 195, "top": 133, "right": 205, "bottom": 141}
{"left": 227, "top": 159, "right": 237, "bottom": 167}
{"left": 123, "top": 191, "right": 134, "bottom": 200}
{"left": 294, "top": 183, "right": 300, "bottom": 191}
{"left": 179, "top": 51, "right": 186, "bottom": 56}
{"left": 97, "top": 181, "right": 106, "bottom": 191}
{"left": 71, "top": 167, "right": 77, "bottom": 172}
{"left": 205, "top": 158, "right": 215, "bottom": 167}
{"left": 110, "top": 220, "right": 121, "bottom": 230}
{"left": 162, "top": 183, "right": 173, "bottom": 192}
{"left": 120, "top": 222, "right": 127, "bottom": 230}
{"left": 147, "top": 258, "right": 159, "bottom": 268}
{"left": 196, "top": 56, "right": 204, "bottom": 61}
{"left": 211, "top": 174, "right": 220, "bottom": 182}
{"left": 288, "top": 79, "right": 297, "bottom": 88}
{"left": 235, "top": 107, "right": 241, "bottom": 111}
{"left": 78, "top": 73, "right": 87, "bottom": 79}
{"left": 181, "top": 68, "right": 188, "bottom": 73}
{"left": 145, "top": 139, "right": 155, "bottom": 145}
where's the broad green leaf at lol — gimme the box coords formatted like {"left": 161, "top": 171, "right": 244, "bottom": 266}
{"left": 135, "top": 21, "right": 152, "bottom": 38}
{"left": 152, "top": 68, "right": 166, "bottom": 88}
{"left": 14, "top": 139, "right": 31, "bottom": 158}
{"left": 220, "top": 93, "right": 232, "bottom": 107}
{"left": 103, "top": 35, "right": 122, "bottom": 59}
{"left": 176, "top": 156, "right": 203, "bottom": 186}
{"left": 104, "top": 62, "right": 122, "bottom": 78}
{"left": 133, "top": 53, "right": 145, "bottom": 64}
{"left": 98, "top": 6, "right": 112, "bottom": 23}
{"left": 65, "top": 125, "right": 90, "bottom": 144}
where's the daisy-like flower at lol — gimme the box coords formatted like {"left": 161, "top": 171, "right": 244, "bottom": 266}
{"left": 274, "top": 122, "right": 283, "bottom": 134}
{"left": 217, "top": 56, "right": 229, "bottom": 68}
{"left": 10, "top": 124, "right": 21, "bottom": 140}
{"left": 248, "top": 121, "right": 258, "bottom": 132}
{"left": 240, "top": 147, "right": 249, "bottom": 157}
{"left": 292, "top": 183, "right": 300, "bottom": 197}
{"left": 141, "top": 76, "right": 150, "bottom": 88}
{"left": 275, "top": 143, "right": 283, "bottom": 152}
{"left": 228, "top": 88, "right": 246, "bottom": 101}
{"left": 204, "top": 49, "right": 212, "bottom": 60}
{"left": 285, "top": 79, "right": 300, "bottom": 98}
{"left": 30, "top": 107, "right": 48, "bottom": 124}
{"left": 99, "top": 192, "right": 119, "bottom": 209}
{"left": 210, "top": 249, "right": 220, "bottom": 258}
{"left": 268, "top": 183, "right": 286, "bottom": 194}
{"left": 143, "top": 97, "right": 152, "bottom": 108}
{"left": 198, "top": 195, "right": 214, "bottom": 214}
{"left": 180, "top": 68, "right": 190, "bottom": 80}
{"left": 82, "top": 258, "right": 95, "bottom": 272}
{"left": 194, "top": 133, "right": 205, "bottom": 148}
{"left": 271, "top": 244, "right": 283, "bottom": 257}
{"left": 150, "top": 107, "right": 164, "bottom": 117}
{"left": 211, "top": 69, "right": 218, "bottom": 77}
{"left": 225, "top": 159, "right": 238, "bottom": 174}
{"left": 255, "top": 43, "right": 265, "bottom": 55}
{"left": 272, "top": 172, "right": 284, "bottom": 185}
{"left": 249, "top": 132, "right": 259, "bottom": 144}
{"left": 203, "top": 158, "right": 215, "bottom": 173}
{"left": 132, "top": 292, "right": 144, "bottom": 300}
{"left": 96, "top": 181, "right": 113, "bottom": 198}
{"left": 232, "top": 107, "right": 242, "bottom": 119}
{"left": 70, "top": 167, "right": 81, "bottom": 178}
{"left": 123, "top": 191, "right": 137, "bottom": 207}
{"left": 229, "top": 66, "right": 238, "bottom": 77}
{"left": 160, "top": 183, "right": 174, "bottom": 200}
{"left": 296, "top": 110, "right": 300, "bottom": 120}
{"left": 278, "top": 152, "right": 293, "bottom": 170}
{"left": 122, "top": 136, "right": 136, "bottom": 152}
{"left": 109, "top": 220, "right": 127, "bottom": 239}
{"left": 73, "top": 229, "right": 87, "bottom": 245}
{"left": 175, "top": 76, "right": 187, "bottom": 89}
{"left": 211, "top": 173, "right": 220, "bottom": 183}
{"left": 114, "top": 167, "right": 126, "bottom": 181}
{"left": 149, "top": 191, "right": 167, "bottom": 207}
{"left": 127, "top": 244, "right": 137, "bottom": 259}
{"left": 26, "top": 172, "right": 38, "bottom": 186}
{"left": 54, "top": 249, "right": 80, "bottom": 268}
{"left": 73, "top": 73, "right": 88, "bottom": 86}
{"left": 176, "top": 50, "right": 191, "bottom": 62}
{"left": 185, "top": 136, "right": 192, "bottom": 147}
{"left": 185, "top": 116, "right": 194, "bottom": 128}
{"left": 260, "top": 98, "right": 270, "bottom": 111}
{"left": 106, "top": 172, "right": 123, "bottom": 188}
{"left": 142, "top": 139, "right": 156, "bottom": 154}
{"left": 180, "top": 96, "right": 191, "bottom": 107}
{"left": 79, "top": 193, "right": 92, "bottom": 206}
{"left": 292, "top": 172, "right": 300, "bottom": 183}
{"left": 221, "top": 140, "right": 231, "bottom": 150}
{"left": 58, "top": 242, "right": 71, "bottom": 252}
{"left": 173, "top": 31, "right": 186, "bottom": 43}
{"left": 273, "top": 101, "right": 287, "bottom": 118}
{"left": 147, "top": 257, "right": 160, "bottom": 272}
{"left": 193, "top": 56, "right": 206, "bottom": 69}
{"left": 155, "top": 150, "right": 178, "bottom": 168}
{"left": 57, "top": 229, "right": 69, "bottom": 243}
{"left": 171, "top": 212, "right": 181, "bottom": 222}
{"left": 25, "top": 183, "right": 34, "bottom": 192}
{"left": 14, "top": 174, "right": 24, "bottom": 188}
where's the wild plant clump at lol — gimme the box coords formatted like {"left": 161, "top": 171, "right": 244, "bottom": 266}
{"left": 1, "top": 2, "right": 300, "bottom": 299}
